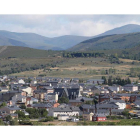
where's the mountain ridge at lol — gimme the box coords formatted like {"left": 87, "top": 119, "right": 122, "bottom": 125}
{"left": 0, "top": 30, "right": 91, "bottom": 50}
{"left": 68, "top": 31, "right": 140, "bottom": 51}
{"left": 0, "top": 24, "right": 140, "bottom": 50}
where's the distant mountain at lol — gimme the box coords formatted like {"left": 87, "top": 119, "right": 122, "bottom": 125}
{"left": 97, "top": 24, "right": 140, "bottom": 36}
{"left": 1, "top": 24, "right": 140, "bottom": 50}
{"left": 0, "top": 30, "right": 91, "bottom": 50}
{"left": 68, "top": 32, "right": 140, "bottom": 51}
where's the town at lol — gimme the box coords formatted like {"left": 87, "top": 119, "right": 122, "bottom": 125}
{"left": 0, "top": 75, "right": 140, "bottom": 125}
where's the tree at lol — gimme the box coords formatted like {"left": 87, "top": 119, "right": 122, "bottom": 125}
{"left": 40, "top": 116, "right": 54, "bottom": 122}
{"left": 20, "top": 105, "right": 26, "bottom": 109}
{"left": 0, "top": 102, "right": 6, "bottom": 108}
{"left": 39, "top": 108, "right": 48, "bottom": 118}
{"left": 122, "top": 109, "right": 129, "bottom": 118}
{"left": 113, "top": 78, "right": 117, "bottom": 84}
{"left": 10, "top": 119, "right": 18, "bottom": 125}
{"left": 85, "top": 101, "right": 92, "bottom": 105}
{"left": 108, "top": 78, "right": 113, "bottom": 86}
{"left": 5, "top": 115, "right": 12, "bottom": 122}
{"left": 25, "top": 108, "right": 48, "bottom": 119}
{"left": 58, "top": 97, "right": 69, "bottom": 104}
{"left": 114, "top": 53, "right": 118, "bottom": 58}
{"left": 0, "top": 119, "right": 5, "bottom": 125}
{"left": 102, "top": 76, "right": 108, "bottom": 85}
{"left": 127, "top": 78, "right": 131, "bottom": 84}
{"left": 93, "top": 98, "right": 98, "bottom": 113}
{"left": 121, "top": 79, "right": 125, "bottom": 86}
{"left": 15, "top": 110, "right": 26, "bottom": 119}
{"left": 26, "top": 78, "right": 32, "bottom": 83}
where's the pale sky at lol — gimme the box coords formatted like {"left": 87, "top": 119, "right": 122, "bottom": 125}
{"left": 0, "top": 15, "right": 140, "bottom": 37}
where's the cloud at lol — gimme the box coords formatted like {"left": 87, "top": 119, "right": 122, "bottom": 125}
{"left": 0, "top": 15, "right": 140, "bottom": 37}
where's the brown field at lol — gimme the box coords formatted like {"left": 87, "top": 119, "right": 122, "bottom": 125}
{"left": 9, "top": 57, "right": 140, "bottom": 82}
{"left": 119, "top": 58, "right": 140, "bottom": 63}
{"left": 31, "top": 120, "right": 121, "bottom": 126}
{"left": 31, "top": 120, "right": 77, "bottom": 126}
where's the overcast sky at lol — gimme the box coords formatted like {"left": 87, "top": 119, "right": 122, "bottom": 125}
{"left": 0, "top": 15, "right": 140, "bottom": 37}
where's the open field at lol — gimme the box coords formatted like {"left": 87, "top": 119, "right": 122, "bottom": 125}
{"left": 9, "top": 57, "right": 140, "bottom": 82}
{"left": 29, "top": 120, "right": 121, "bottom": 126}
{"left": 24, "top": 119, "right": 140, "bottom": 126}
{"left": 77, "top": 119, "right": 140, "bottom": 126}
{"left": 0, "top": 46, "right": 139, "bottom": 82}
{"left": 30, "top": 120, "right": 77, "bottom": 126}
{"left": 119, "top": 58, "right": 140, "bottom": 63}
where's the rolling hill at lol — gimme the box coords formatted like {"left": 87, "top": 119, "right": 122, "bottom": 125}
{"left": 0, "top": 24, "right": 140, "bottom": 50}
{"left": 0, "top": 46, "right": 62, "bottom": 58}
{"left": 0, "top": 30, "right": 91, "bottom": 50}
{"left": 68, "top": 32, "right": 140, "bottom": 51}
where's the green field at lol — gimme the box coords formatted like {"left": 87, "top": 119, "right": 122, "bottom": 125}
{"left": 8, "top": 57, "right": 140, "bottom": 82}
{"left": 0, "top": 46, "right": 139, "bottom": 82}
{"left": 77, "top": 119, "right": 140, "bottom": 126}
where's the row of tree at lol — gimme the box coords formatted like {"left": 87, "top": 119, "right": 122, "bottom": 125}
{"left": 102, "top": 76, "right": 131, "bottom": 86}
{"left": 108, "top": 54, "right": 123, "bottom": 64}
{"left": 63, "top": 52, "right": 105, "bottom": 58}
{"left": 120, "top": 51, "right": 140, "bottom": 61}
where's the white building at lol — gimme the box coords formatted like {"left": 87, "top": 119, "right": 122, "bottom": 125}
{"left": 18, "top": 79, "right": 25, "bottom": 84}
{"left": 31, "top": 80, "right": 37, "bottom": 84}
{"left": 124, "top": 84, "right": 138, "bottom": 92}
{"left": 49, "top": 107, "right": 80, "bottom": 117}
{"left": 0, "top": 87, "right": 9, "bottom": 92}
{"left": 110, "top": 99, "right": 126, "bottom": 109}
{"left": 58, "top": 115, "right": 69, "bottom": 121}
{"left": 22, "top": 87, "right": 33, "bottom": 96}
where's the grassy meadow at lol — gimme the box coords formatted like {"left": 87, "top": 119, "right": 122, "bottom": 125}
{"left": 0, "top": 46, "right": 139, "bottom": 82}
{"left": 8, "top": 57, "right": 140, "bottom": 82}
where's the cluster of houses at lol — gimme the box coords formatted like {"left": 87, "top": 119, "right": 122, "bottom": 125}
{"left": 0, "top": 75, "right": 140, "bottom": 122}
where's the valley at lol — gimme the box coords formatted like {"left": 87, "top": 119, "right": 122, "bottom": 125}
{"left": 1, "top": 24, "right": 140, "bottom": 82}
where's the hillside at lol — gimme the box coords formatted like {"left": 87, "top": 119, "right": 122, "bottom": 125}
{"left": 96, "top": 24, "right": 140, "bottom": 37}
{"left": 68, "top": 32, "right": 140, "bottom": 51}
{"left": 125, "top": 44, "right": 140, "bottom": 54}
{"left": 0, "top": 30, "right": 91, "bottom": 50}
{"left": 0, "top": 46, "right": 62, "bottom": 58}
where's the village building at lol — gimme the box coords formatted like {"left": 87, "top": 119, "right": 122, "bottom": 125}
{"left": 92, "top": 114, "right": 106, "bottom": 121}
{"left": 0, "top": 105, "right": 21, "bottom": 114}
{"left": 123, "top": 84, "right": 138, "bottom": 92}
{"left": 83, "top": 112, "right": 94, "bottom": 121}
{"left": 87, "top": 79, "right": 104, "bottom": 85}
{"left": 48, "top": 106, "right": 80, "bottom": 117}
{"left": 31, "top": 103, "right": 53, "bottom": 111}
{"left": 69, "top": 100, "right": 83, "bottom": 106}
{"left": 44, "top": 93, "right": 58, "bottom": 102}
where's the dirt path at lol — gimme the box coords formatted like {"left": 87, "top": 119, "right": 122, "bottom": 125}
{"left": 0, "top": 46, "right": 7, "bottom": 54}
{"left": 56, "top": 121, "right": 62, "bottom": 125}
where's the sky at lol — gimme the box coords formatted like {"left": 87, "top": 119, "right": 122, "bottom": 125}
{"left": 0, "top": 15, "right": 140, "bottom": 37}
